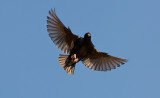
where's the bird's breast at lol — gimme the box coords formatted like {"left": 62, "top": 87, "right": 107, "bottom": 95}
{"left": 70, "top": 38, "right": 90, "bottom": 59}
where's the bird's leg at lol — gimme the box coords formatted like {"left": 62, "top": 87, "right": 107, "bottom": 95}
{"left": 71, "top": 54, "right": 79, "bottom": 63}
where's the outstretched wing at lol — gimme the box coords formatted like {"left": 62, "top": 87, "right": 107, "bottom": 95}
{"left": 47, "top": 9, "right": 79, "bottom": 54}
{"left": 82, "top": 48, "right": 127, "bottom": 71}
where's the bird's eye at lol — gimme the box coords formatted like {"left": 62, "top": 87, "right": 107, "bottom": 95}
{"left": 88, "top": 34, "right": 91, "bottom": 36}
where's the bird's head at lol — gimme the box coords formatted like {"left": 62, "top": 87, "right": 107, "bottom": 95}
{"left": 84, "top": 32, "right": 91, "bottom": 39}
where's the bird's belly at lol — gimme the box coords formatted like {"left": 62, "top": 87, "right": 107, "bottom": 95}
{"left": 74, "top": 46, "right": 88, "bottom": 60}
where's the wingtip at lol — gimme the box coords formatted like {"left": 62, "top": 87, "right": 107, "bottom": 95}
{"left": 51, "top": 8, "right": 55, "bottom": 13}
{"left": 49, "top": 8, "right": 55, "bottom": 15}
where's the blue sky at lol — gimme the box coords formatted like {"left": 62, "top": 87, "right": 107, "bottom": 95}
{"left": 0, "top": 0, "right": 160, "bottom": 98}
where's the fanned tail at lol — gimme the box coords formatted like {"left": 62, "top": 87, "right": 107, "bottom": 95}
{"left": 59, "top": 54, "right": 75, "bottom": 75}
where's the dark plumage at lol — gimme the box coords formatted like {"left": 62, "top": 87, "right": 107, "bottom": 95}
{"left": 47, "top": 9, "right": 127, "bottom": 75}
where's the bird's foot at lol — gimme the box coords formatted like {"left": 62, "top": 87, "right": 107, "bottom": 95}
{"left": 71, "top": 54, "right": 79, "bottom": 63}
{"left": 74, "top": 58, "right": 79, "bottom": 63}
{"left": 71, "top": 54, "right": 77, "bottom": 59}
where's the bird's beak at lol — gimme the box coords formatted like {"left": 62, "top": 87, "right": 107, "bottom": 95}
{"left": 88, "top": 33, "right": 91, "bottom": 36}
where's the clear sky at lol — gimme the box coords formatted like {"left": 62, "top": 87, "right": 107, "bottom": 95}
{"left": 0, "top": 0, "right": 160, "bottom": 98}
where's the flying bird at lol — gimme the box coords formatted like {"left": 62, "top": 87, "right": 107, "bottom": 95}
{"left": 47, "top": 9, "right": 127, "bottom": 75}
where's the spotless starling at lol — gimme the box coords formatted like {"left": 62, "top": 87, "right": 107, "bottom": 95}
{"left": 47, "top": 9, "right": 127, "bottom": 75}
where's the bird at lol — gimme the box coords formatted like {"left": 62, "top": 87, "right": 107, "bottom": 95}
{"left": 47, "top": 9, "right": 127, "bottom": 75}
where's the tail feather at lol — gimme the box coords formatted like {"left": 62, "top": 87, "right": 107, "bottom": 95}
{"left": 59, "top": 54, "right": 75, "bottom": 75}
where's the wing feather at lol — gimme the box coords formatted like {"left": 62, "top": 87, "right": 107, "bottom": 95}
{"left": 82, "top": 48, "right": 127, "bottom": 71}
{"left": 47, "top": 9, "right": 79, "bottom": 54}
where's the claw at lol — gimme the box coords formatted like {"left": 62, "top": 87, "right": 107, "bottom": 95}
{"left": 71, "top": 54, "right": 79, "bottom": 63}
